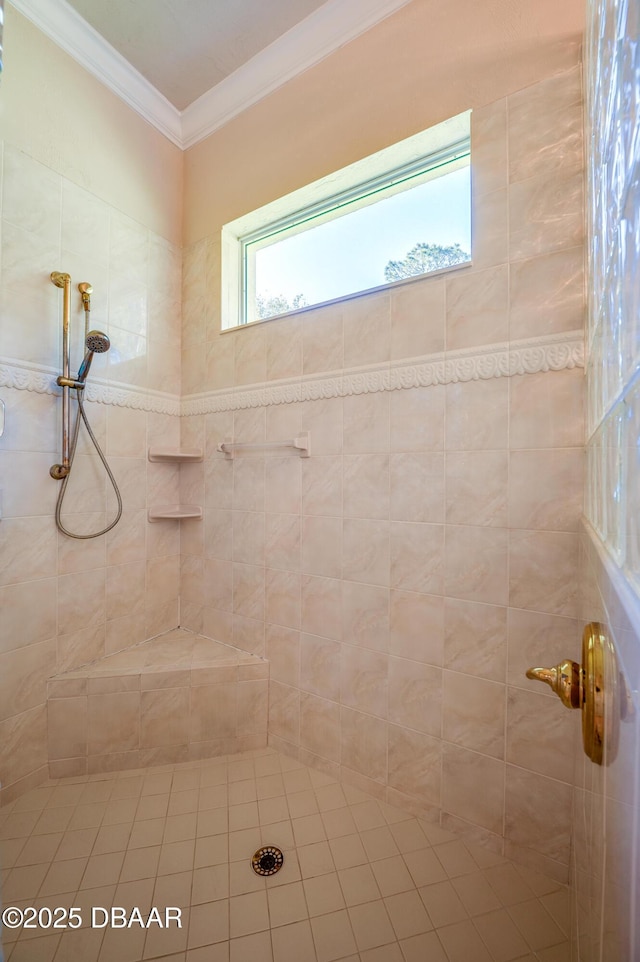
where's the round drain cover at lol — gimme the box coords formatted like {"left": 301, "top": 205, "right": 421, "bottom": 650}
{"left": 252, "top": 845, "right": 284, "bottom": 876}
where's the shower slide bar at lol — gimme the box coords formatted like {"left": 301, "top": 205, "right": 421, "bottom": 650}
{"left": 49, "top": 271, "right": 122, "bottom": 539}
{"left": 216, "top": 433, "right": 310, "bottom": 459}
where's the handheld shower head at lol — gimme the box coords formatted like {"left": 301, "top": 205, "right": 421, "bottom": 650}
{"left": 77, "top": 330, "right": 110, "bottom": 383}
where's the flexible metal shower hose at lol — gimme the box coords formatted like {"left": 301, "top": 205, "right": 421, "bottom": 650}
{"left": 54, "top": 389, "right": 123, "bottom": 539}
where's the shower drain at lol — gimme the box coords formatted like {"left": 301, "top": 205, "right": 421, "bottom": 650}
{"left": 251, "top": 845, "right": 284, "bottom": 876}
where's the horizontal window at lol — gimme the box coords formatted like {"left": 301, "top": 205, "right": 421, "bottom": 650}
{"left": 222, "top": 111, "right": 471, "bottom": 328}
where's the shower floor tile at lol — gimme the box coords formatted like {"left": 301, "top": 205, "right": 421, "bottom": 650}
{"left": 0, "top": 748, "right": 570, "bottom": 962}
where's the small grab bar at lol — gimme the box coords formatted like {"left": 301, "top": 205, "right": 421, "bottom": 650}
{"left": 216, "top": 433, "right": 310, "bottom": 459}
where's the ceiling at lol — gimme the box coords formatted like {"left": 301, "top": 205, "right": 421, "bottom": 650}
{"left": 64, "top": 0, "right": 329, "bottom": 110}
{"left": 13, "top": 0, "right": 412, "bottom": 146}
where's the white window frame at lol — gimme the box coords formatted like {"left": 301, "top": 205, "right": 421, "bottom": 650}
{"left": 221, "top": 110, "right": 471, "bottom": 330}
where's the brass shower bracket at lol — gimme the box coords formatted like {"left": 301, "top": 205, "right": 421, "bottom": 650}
{"left": 526, "top": 622, "right": 605, "bottom": 765}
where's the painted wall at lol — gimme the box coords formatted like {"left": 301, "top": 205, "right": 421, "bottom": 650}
{"left": 572, "top": 0, "right": 640, "bottom": 957}
{"left": 0, "top": 6, "right": 183, "bottom": 800}
{"left": 180, "top": 56, "right": 586, "bottom": 880}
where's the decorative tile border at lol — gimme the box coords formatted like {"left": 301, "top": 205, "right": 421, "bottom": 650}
{"left": 1, "top": 331, "right": 583, "bottom": 418}
{"left": 0, "top": 357, "right": 181, "bottom": 416}
{"left": 181, "top": 330, "right": 585, "bottom": 416}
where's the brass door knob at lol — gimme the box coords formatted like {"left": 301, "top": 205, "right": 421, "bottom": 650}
{"left": 525, "top": 622, "right": 605, "bottom": 765}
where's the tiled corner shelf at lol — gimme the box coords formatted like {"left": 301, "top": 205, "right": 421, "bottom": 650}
{"left": 148, "top": 447, "right": 203, "bottom": 462}
{"left": 147, "top": 448, "right": 204, "bottom": 522}
{"left": 148, "top": 505, "right": 203, "bottom": 522}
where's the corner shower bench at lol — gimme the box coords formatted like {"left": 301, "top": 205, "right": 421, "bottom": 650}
{"left": 46, "top": 629, "right": 268, "bottom": 778}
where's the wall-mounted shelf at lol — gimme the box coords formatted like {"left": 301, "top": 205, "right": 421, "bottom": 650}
{"left": 148, "top": 447, "right": 203, "bottom": 463}
{"left": 217, "top": 433, "right": 310, "bottom": 459}
{"left": 148, "top": 505, "right": 203, "bottom": 522}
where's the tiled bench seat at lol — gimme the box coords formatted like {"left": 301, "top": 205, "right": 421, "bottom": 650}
{"left": 46, "top": 629, "right": 268, "bottom": 778}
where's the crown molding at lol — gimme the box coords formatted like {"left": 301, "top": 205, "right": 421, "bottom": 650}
{"left": 180, "top": 0, "right": 414, "bottom": 149}
{"left": 10, "top": 0, "right": 413, "bottom": 150}
{"left": 180, "top": 331, "right": 585, "bottom": 416}
{"left": 8, "top": 0, "right": 183, "bottom": 147}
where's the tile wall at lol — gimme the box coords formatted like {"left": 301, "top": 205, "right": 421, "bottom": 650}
{"left": 0, "top": 143, "right": 183, "bottom": 801}
{"left": 179, "top": 63, "right": 586, "bottom": 881}
{"left": 572, "top": 0, "right": 640, "bottom": 958}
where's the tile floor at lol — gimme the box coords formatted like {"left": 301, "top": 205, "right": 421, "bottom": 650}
{"left": 0, "top": 748, "right": 570, "bottom": 962}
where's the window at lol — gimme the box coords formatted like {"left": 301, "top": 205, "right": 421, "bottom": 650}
{"left": 222, "top": 111, "right": 471, "bottom": 328}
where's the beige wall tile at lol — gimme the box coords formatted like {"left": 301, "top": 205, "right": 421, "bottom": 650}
{"left": 471, "top": 99, "right": 508, "bottom": 197}
{"left": 265, "top": 513, "right": 300, "bottom": 571}
{"left": 106, "top": 562, "right": 145, "bottom": 622}
{"left": 471, "top": 188, "right": 508, "bottom": 270}
{"left": 341, "top": 582, "right": 389, "bottom": 652}
{"left": 340, "top": 647, "right": 388, "bottom": 718}
{"left": 387, "top": 725, "right": 440, "bottom": 804}
{"left": 88, "top": 691, "right": 141, "bottom": 755}
{"left": 509, "top": 168, "right": 584, "bottom": 261}
{"left": 266, "top": 624, "right": 300, "bottom": 687}
{"left": 445, "top": 525, "right": 508, "bottom": 605}
{"left": 232, "top": 510, "right": 265, "bottom": 566}
{"left": 302, "top": 307, "right": 344, "bottom": 375}
{"left": 302, "top": 456, "right": 343, "bottom": 517}
{"left": 232, "top": 563, "right": 265, "bottom": 620}
{"left": 344, "top": 519, "right": 390, "bottom": 587}
{"left": 0, "top": 517, "right": 57, "bottom": 586}
{"left": 445, "top": 451, "right": 508, "bottom": 527}
{"left": 236, "top": 680, "right": 268, "bottom": 736}
{"left": 0, "top": 706, "right": 48, "bottom": 790}
{"left": 265, "top": 457, "right": 302, "bottom": 515}
{"left": 390, "top": 276, "right": 445, "bottom": 360}
{"left": 390, "top": 453, "right": 444, "bottom": 523}
{"left": 509, "top": 247, "right": 584, "bottom": 340}
{"left": 390, "top": 386, "right": 445, "bottom": 453}
{"left": 505, "top": 765, "right": 572, "bottom": 865}
{"left": 445, "top": 378, "right": 508, "bottom": 450}
{"left": 300, "top": 633, "right": 341, "bottom": 701}
{"left": 388, "top": 657, "right": 442, "bottom": 735}
{"left": 444, "top": 598, "right": 507, "bottom": 681}
{"left": 140, "top": 688, "right": 189, "bottom": 748}
{"left": 506, "top": 687, "right": 577, "bottom": 782}
{"left": 0, "top": 640, "right": 56, "bottom": 722}
{"left": 508, "top": 65, "right": 583, "bottom": 184}
{"left": 266, "top": 315, "right": 303, "bottom": 380}
{"left": 509, "top": 530, "right": 579, "bottom": 616}
{"left": 442, "top": 743, "right": 505, "bottom": 834}
{"left": 300, "top": 692, "right": 341, "bottom": 762}
{"left": 442, "top": 672, "right": 506, "bottom": 758}
{"left": 390, "top": 522, "right": 444, "bottom": 594}
{"left": 343, "top": 393, "right": 389, "bottom": 454}
{"left": 47, "top": 697, "right": 87, "bottom": 760}
{"left": 343, "top": 454, "right": 390, "bottom": 520}
{"left": 269, "top": 681, "right": 300, "bottom": 744}
{"left": 265, "top": 568, "right": 301, "bottom": 629}
{"left": 301, "top": 575, "right": 342, "bottom": 640}
{"left": 509, "top": 448, "right": 583, "bottom": 531}
{"left": 301, "top": 516, "right": 342, "bottom": 578}
{"left": 509, "top": 369, "right": 584, "bottom": 449}
{"left": 190, "top": 683, "right": 237, "bottom": 741}
{"left": 446, "top": 265, "right": 508, "bottom": 350}
{"left": 389, "top": 590, "right": 444, "bottom": 666}
{"left": 343, "top": 292, "right": 390, "bottom": 367}
{"left": 0, "top": 579, "right": 57, "bottom": 654}
{"left": 234, "top": 322, "right": 267, "bottom": 386}
{"left": 341, "top": 708, "right": 387, "bottom": 783}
